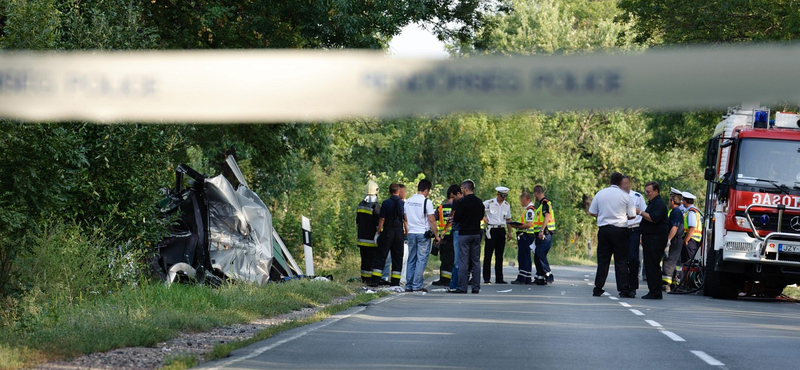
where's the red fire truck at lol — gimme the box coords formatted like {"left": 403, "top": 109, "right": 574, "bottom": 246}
{"left": 703, "top": 103, "right": 800, "bottom": 299}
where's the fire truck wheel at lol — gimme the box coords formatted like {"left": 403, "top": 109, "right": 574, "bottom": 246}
{"left": 703, "top": 248, "right": 742, "bottom": 300}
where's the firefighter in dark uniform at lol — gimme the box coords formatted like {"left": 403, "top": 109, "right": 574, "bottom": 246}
{"left": 432, "top": 185, "right": 461, "bottom": 286}
{"left": 371, "top": 183, "right": 407, "bottom": 287}
{"left": 356, "top": 181, "right": 381, "bottom": 284}
{"left": 510, "top": 192, "right": 537, "bottom": 284}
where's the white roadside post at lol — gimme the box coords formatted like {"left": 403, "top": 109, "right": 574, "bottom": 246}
{"left": 302, "top": 216, "right": 315, "bottom": 277}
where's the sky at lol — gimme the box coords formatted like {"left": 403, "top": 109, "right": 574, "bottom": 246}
{"left": 388, "top": 23, "right": 449, "bottom": 59}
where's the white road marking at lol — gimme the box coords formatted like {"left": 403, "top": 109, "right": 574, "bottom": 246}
{"left": 619, "top": 302, "right": 632, "bottom": 308}
{"left": 661, "top": 330, "right": 686, "bottom": 342}
{"left": 609, "top": 296, "right": 619, "bottom": 300}
{"left": 587, "top": 282, "right": 593, "bottom": 286}
{"left": 584, "top": 275, "right": 590, "bottom": 277}
{"left": 204, "top": 294, "right": 398, "bottom": 370}
{"left": 629, "top": 309, "right": 644, "bottom": 316}
{"left": 691, "top": 350, "right": 724, "bottom": 366}
{"left": 645, "top": 320, "right": 662, "bottom": 327}
{"left": 584, "top": 278, "right": 589, "bottom": 281}
{"left": 602, "top": 292, "right": 610, "bottom": 296}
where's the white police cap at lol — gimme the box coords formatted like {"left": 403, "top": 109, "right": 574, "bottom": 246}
{"left": 682, "top": 191, "right": 696, "bottom": 200}
{"left": 495, "top": 186, "right": 510, "bottom": 194}
{"left": 670, "top": 187, "right": 682, "bottom": 195}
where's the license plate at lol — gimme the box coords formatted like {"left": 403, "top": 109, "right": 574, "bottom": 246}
{"left": 778, "top": 244, "right": 800, "bottom": 253}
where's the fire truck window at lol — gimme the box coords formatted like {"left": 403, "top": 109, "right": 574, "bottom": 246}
{"left": 736, "top": 139, "right": 800, "bottom": 187}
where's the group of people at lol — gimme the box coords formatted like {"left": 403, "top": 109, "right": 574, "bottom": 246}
{"left": 356, "top": 179, "right": 557, "bottom": 294}
{"left": 589, "top": 172, "right": 703, "bottom": 300}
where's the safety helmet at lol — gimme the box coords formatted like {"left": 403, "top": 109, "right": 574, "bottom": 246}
{"left": 365, "top": 180, "right": 379, "bottom": 195}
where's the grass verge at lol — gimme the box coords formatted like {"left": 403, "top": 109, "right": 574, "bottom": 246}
{"left": 0, "top": 279, "right": 363, "bottom": 370}
{"left": 782, "top": 285, "right": 800, "bottom": 299}
{"left": 204, "top": 291, "right": 388, "bottom": 363}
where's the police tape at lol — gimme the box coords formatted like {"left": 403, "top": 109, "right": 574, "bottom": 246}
{"left": 1, "top": 45, "right": 800, "bottom": 123}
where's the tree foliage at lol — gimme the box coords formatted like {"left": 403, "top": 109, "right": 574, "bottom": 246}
{"left": 617, "top": 0, "right": 800, "bottom": 45}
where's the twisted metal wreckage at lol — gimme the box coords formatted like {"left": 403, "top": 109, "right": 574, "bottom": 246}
{"left": 152, "top": 156, "right": 302, "bottom": 285}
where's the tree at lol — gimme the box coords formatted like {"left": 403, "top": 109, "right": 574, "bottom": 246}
{"left": 617, "top": 0, "right": 800, "bottom": 45}
{"left": 145, "top": 0, "right": 488, "bottom": 49}
{"left": 453, "top": 0, "right": 639, "bottom": 55}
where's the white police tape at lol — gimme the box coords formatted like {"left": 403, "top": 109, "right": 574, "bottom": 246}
{"left": 1, "top": 45, "right": 800, "bottom": 123}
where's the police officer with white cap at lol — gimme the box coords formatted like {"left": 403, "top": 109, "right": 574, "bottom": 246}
{"left": 483, "top": 186, "right": 513, "bottom": 284}
{"left": 681, "top": 192, "right": 703, "bottom": 262}
{"left": 670, "top": 187, "right": 686, "bottom": 212}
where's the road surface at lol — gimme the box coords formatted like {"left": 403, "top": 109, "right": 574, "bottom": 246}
{"left": 198, "top": 265, "right": 800, "bottom": 370}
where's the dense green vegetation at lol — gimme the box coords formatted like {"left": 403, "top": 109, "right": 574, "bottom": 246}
{"left": 2, "top": 0, "right": 800, "bottom": 366}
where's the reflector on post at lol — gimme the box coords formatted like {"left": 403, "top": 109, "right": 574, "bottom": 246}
{"left": 301, "top": 216, "right": 314, "bottom": 276}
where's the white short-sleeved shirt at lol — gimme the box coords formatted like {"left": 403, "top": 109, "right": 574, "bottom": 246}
{"left": 484, "top": 198, "right": 512, "bottom": 226}
{"left": 628, "top": 191, "right": 647, "bottom": 227}
{"left": 405, "top": 193, "right": 435, "bottom": 234}
{"left": 589, "top": 185, "right": 637, "bottom": 227}
{"left": 685, "top": 207, "right": 699, "bottom": 228}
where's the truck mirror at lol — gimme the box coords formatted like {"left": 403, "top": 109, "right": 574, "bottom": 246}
{"left": 704, "top": 167, "right": 716, "bottom": 181}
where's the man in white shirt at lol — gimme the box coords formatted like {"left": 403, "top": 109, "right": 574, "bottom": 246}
{"left": 482, "top": 186, "right": 513, "bottom": 284}
{"left": 404, "top": 179, "right": 440, "bottom": 292}
{"left": 589, "top": 172, "right": 638, "bottom": 298}
{"left": 621, "top": 176, "right": 647, "bottom": 294}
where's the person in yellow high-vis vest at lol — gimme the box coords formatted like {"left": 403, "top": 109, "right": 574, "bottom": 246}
{"left": 681, "top": 192, "right": 703, "bottom": 263}
{"left": 509, "top": 192, "right": 537, "bottom": 284}
{"left": 532, "top": 185, "right": 556, "bottom": 285}
{"left": 356, "top": 181, "right": 381, "bottom": 284}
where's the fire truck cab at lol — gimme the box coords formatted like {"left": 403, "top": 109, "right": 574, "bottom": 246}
{"left": 703, "top": 103, "right": 800, "bottom": 299}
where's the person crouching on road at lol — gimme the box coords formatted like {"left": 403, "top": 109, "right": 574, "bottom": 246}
{"left": 532, "top": 185, "right": 556, "bottom": 285}
{"left": 483, "top": 186, "right": 513, "bottom": 284}
{"left": 356, "top": 180, "right": 381, "bottom": 284}
{"left": 510, "top": 192, "right": 536, "bottom": 284}
{"left": 638, "top": 181, "right": 670, "bottom": 300}
{"left": 449, "top": 180, "right": 485, "bottom": 294}
{"left": 433, "top": 185, "right": 462, "bottom": 286}
{"left": 371, "top": 183, "right": 407, "bottom": 287}
{"left": 662, "top": 193, "right": 684, "bottom": 292}
{"left": 404, "top": 179, "right": 440, "bottom": 293}
{"left": 589, "top": 172, "right": 638, "bottom": 298}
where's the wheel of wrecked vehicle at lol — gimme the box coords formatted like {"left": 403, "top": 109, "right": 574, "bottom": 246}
{"left": 703, "top": 248, "right": 742, "bottom": 299}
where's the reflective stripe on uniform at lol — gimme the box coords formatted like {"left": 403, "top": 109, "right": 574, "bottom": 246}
{"left": 357, "top": 207, "right": 374, "bottom": 215}
{"left": 391, "top": 271, "right": 402, "bottom": 279}
{"left": 357, "top": 238, "right": 377, "bottom": 247}
{"left": 361, "top": 270, "right": 372, "bottom": 278}
{"left": 441, "top": 270, "right": 452, "bottom": 279}
{"left": 519, "top": 270, "right": 532, "bottom": 277}
{"left": 372, "top": 270, "right": 383, "bottom": 277}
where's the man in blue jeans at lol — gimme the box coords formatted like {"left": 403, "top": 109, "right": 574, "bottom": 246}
{"left": 404, "top": 179, "right": 440, "bottom": 292}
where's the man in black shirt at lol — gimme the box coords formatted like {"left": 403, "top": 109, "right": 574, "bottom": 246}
{"left": 450, "top": 180, "right": 485, "bottom": 294}
{"left": 638, "top": 181, "right": 670, "bottom": 299}
{"left": 371, "top": 183, "right": 407, "bottom": 287}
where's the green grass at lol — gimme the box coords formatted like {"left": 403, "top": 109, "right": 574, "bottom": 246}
{"left": 161, "top": 353, "right": 199, "bottom": 370}
{"left": 783, "top": 285, "right": 800, "bottom": 299}
{"left": 206, "top": 291, "right": 388, "bottom": 362}
{"left": 0, "top": 279, "right": 360, "bottom": 370}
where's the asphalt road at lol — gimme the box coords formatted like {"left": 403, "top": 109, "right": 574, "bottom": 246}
{"left": 198, "top": 265, "right": 800, "bottom": 370}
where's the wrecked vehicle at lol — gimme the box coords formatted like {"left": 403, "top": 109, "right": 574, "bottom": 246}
{"left": 153, "top": 156, "right": 301, "bottom": 285}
